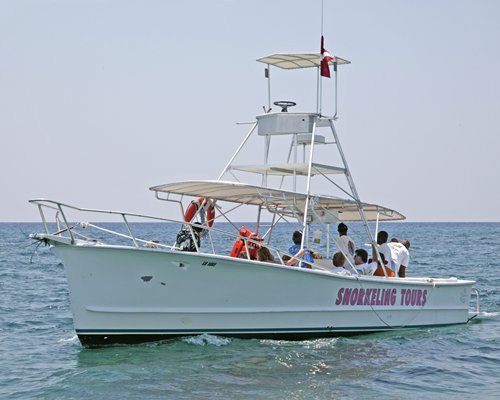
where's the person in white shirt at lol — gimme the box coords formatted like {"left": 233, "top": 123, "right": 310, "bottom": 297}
{"left": 353, "top": 248, "right": 377, "bottom": 275}
{"left": 389, "top": 239, "right": 410, "bottom": 277}
{"left": 377, "top": 231, "right": 394, "bottom": 271}
{"left": 330, "top": 251, "right": 353, "bottom": 274}
{"left": 337, "top": 223, "right": 356, "bottom": 267}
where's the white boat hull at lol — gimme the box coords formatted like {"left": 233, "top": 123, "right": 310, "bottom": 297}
{"left": 48, "top": 238, "right": 475, "bottom": 346}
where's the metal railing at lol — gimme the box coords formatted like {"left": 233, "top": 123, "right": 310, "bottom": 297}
{"left": 29, "top": 199, "right": 313, "bottom": 269}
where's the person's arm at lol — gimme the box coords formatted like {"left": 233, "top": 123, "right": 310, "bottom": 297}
{"left": 371, "top": 245, "right": 379, "bottom": 263}
{"left": 286, "top": 257, "right": 299, "bottom": 266}
{"left": 286, "top": 248, "right": 308, "bottom": 266}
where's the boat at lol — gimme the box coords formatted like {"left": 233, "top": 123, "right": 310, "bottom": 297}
{"left": 30, "top": 48, "right": 480, "bottom": 346}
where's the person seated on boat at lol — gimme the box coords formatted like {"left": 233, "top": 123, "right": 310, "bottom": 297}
{"left": 286, "top": 231, "right": 314, "bottom": 268}
{"left": 353, "top": 248, "right": 376, "bottom": 275}
{"left": 175, "top": 223, "right": 203, "bottom": 252}
{"left": 330, "top": 251, "right": 350, "bottom": 273}
{"left": 281, "top": 254, "right": 291, "bottom": 265}
{"left": 332, "top": 251, "right": 345, "bottom": 267}
{"left": 257, "top": 247, "right": 276, "bottom": 263}
{"left": 333, "top": 250, "right": 357, "bottom": 274}
{"left": 388, "top": 239, "right": 410, "bottom": 278}
{"left": 238, "top": 251, "right": 250, "bottom": 259}
{"left": 337, "top": 223, "right": 356, "bottom": 267}
{"left": 373, "top": 252, "right": 395, "bottom": 277}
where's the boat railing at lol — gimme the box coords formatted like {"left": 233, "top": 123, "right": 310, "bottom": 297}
{"left": 29, "top": 198, "right": 175, "bottom": 246}
{"left": 29, "top": 199, "right": 478, "bottom": 279}
{"left": 29, "top": 198, "right": 312, "bottom": 269}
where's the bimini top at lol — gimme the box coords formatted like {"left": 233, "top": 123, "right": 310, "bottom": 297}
{"left": 257, "top": 53, "right": 350, "bottom": 69}
{"left": 150, "top": 180, "right": 405, "bottom": 222}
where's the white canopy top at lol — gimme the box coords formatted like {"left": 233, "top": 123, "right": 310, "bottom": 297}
{"left": 257, "top": 53, "right": 350, "bottom": 69}
{"left": 150, "top": 180, "right": 404, "bottom": 222}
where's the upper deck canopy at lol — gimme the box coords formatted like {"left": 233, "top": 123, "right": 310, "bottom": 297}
{"left": 257, "top": 53, "right": 350, "bottom": 69}
{"left": 150, "top": 180, "right": 404, "bottom": 222}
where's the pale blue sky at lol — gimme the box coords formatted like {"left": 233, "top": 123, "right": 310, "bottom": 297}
{"left": 1, "top": 0, "right": 499, "bottom": 222}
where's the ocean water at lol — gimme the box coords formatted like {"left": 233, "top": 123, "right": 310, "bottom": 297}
{"left": 1, "top": 222, "right": 499, "bottom": 399}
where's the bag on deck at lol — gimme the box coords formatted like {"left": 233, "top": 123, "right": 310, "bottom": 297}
{"left": 175, "top": 229, "right": 198, "bottom": 252}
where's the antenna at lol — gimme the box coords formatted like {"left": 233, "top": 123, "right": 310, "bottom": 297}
{"left": 320, "top": 0, "right": 340, "bottom": 119}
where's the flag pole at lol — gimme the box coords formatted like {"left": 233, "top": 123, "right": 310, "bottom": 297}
{"left": 317, "top": 66, "right": 320, "bottom": 114}
{"left": 266, "top": 64, "right": 271, "bottom": 112}
{"left": 319, "top": 68, "right": 323, "bottom": 115}
{"left": 334, "top": 60, "right": 338, "bottom": 119}
{"left": 319, "top": 0, "right": 324, "bottom": 115}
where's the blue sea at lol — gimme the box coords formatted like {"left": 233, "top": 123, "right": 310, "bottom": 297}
{"left": 1, "top": 222, "right": 499, "bottom": 399}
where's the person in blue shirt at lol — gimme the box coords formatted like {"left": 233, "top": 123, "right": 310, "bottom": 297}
{"left": 287, "top": 230, "right": 314, "bottom": 268}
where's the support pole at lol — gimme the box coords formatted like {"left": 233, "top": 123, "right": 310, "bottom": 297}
{"left": 333, "top": 62, "right": 338, "bottom": 119}
{"left": 218, "top": 122, "right": 258, "bottom": 180}
{"left": 300, "top": 119, "right": 318, "bottom": 249}
{"left": 328, "top": 119, "right": 380, "bottom": 266}
{"left": 316, "top": 67, "right": 320, "bottom": 114}
{"left": 266, "top": 64, "right": 271, "bottom": 112}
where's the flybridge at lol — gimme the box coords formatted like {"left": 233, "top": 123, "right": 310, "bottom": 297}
{"left": 256, "top": 52, "right": 350, "bottom": 116}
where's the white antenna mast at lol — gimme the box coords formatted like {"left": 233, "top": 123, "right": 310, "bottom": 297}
{"left": 320, "top": 0, "right": 340, "bottom": 119}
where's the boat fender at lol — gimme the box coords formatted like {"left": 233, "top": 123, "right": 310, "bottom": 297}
{"left": 184, "top": 197, "right": 215, "bottom": 227}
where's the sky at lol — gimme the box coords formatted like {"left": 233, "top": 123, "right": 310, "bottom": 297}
{"left": 1, "top": 0, "right": 499, "bottom": 222}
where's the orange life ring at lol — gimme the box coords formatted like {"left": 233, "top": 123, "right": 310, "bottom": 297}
{"left": 184, "top": 197, "right": 215, "bottom": 227}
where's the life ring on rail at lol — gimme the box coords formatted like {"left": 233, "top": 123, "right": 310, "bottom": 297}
{"left": 230, "top": 225, "right": 263, "bottom": 259}
{"left": 184, "top": 197, "right": 215, "bottom": 227}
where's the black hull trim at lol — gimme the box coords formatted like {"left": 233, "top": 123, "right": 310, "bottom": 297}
{"left": 77, "top": 320, "right": 472, "bottom": 347}
{"left": 79, "top": 325, "right": 469, "bottom": 347}
{"left": 78, "top": 331, "right": 371, "bottom": 347}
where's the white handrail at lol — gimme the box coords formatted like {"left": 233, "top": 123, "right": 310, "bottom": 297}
{"left": 29, "top": 198, "right": 320, "bottom": 269}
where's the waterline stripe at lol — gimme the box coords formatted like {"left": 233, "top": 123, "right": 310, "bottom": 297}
{"left": 75, "top": 323, "right": 462, "bottom": 335}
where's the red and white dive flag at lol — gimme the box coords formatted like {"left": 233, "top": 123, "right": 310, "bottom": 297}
{"left": 320, "top": 35, "right": 334, "bottom": 78}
